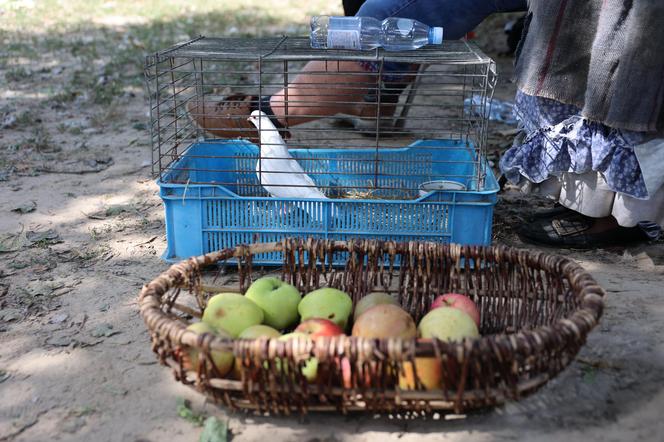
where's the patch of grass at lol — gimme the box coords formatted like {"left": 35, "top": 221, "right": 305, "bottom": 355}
{"left": 49, "top": 87, "right": 80, "bottom": 106}
{"left": 2, "top": 41, "right": 39, "bottom": 58}
{"left": 90, "top": 101, "right": 123, "bottom": 127}
{"left": 70, "top": 38, "right": 100, "bottom": 59}
{"left": 176, "top": 398, "right": 206, "bottom": 426}
{"left": 21, "top": 127, "right": 55, "bottom": 153}
{"left": 92, "top": 78, "right": 124, "bottom": 105}
{"left": 32, "top": 239, "right": 54, "bottom": 249}
{"left": 56, "top": 121, "right": 84, "bottom": 135}
{"left": 89, "top": 225, "right": 114, "bottom": 241}
{"left": 5, "top": 66, "right": 32, "bottom": 82}
{"left": 7, "top": 259, "right": 31, "bottom": 270}
{"left": 15, "top": 110, "right": 40, "bottom": 127}
{"left": 3, "top": 143, "right": 19, "bottom": 155}
{"left": 62, "top": 245, "right": 104, "bottom": 262}
{"left": 69, "top": 406, "right": 96, "bottom": 417}
{"left": 88, "top": 227, "right": 101, "bottom": 241}
{"left": 0, "top": 0, "right": 340, "bottom": 140}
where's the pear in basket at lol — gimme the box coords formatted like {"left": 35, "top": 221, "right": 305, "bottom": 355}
{"left": 348, "top": 304, "right": 417, "bottom": 388}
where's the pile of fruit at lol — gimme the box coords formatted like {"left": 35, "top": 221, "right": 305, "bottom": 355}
{"left": 183, "top": 277, "right": 481, "bottom": 390}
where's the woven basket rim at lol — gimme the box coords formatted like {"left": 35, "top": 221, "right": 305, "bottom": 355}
{"left": 139, "top": 239, "right": 605, "bottom": 357}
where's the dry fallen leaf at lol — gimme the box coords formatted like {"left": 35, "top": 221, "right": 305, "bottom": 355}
{"left": 0, "top": 228, "right": 29, "bottom": 253}
{"left": 91, "top": 323, "right": 120, "bottom": 338}
{"left": 11, "top": 201, "right": 37, "bottom": 214}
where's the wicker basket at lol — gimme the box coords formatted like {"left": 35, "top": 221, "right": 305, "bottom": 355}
{"left": 139, "top": 239, "right": 604, "bottom": 415}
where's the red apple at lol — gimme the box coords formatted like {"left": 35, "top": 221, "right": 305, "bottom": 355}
{"left": 430, "top": 293, "right": 480, "bottom": 328}
{"left": 295, "top": 319, "right": 345, "bottom": 384}
{"left": 295, "top": 318, "right": 345, "bottom": 338}
{"left": 340, "top": 357, "right": 352, "bottom": 388}
{"left": 338, "top": 357, "right": 379, "bottom": 389}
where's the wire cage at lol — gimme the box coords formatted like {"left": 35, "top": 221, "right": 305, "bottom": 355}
{"left": 145, "top": 36, "right": 499, "bottom": 262}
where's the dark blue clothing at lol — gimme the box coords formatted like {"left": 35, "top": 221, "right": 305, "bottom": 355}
{"left": 357, "top": 0, "right": 527, "bottom": 40}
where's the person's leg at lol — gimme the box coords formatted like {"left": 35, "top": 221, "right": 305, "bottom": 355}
{"left": 343, "top": 0, "right": 366, "bottom": 16}
{"left": 191, "top": 0, "right": 527, "bottom": 134}
{"left": 612, "top": 181, "right": 664, "bottom": 229}
{"left": 557, "top": 171, "right": 663, "bottom": 236}
{"left": 269, "top": 60, "right": 377, "bottom": 126}
{"left": 558, "top": 171, "right": 616, "bottom": 219}
{"left": 269, "top": 0, "right": 425, "bottom": 125}
{"left": 270, "top": 0, "right": 525, "bottom": 125}
{"left": 518, "top": 172, "right": 659, "bottom": 246}
{"left": 358, "top": 0, "right": 526, "bottom": 40}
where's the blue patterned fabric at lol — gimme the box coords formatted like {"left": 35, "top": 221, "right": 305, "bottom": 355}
{"left": 500, "top": 90, "right": 650, "bottom": 199}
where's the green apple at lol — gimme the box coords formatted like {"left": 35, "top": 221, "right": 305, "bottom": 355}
{"left": 234, "top": 324, "right": 282, "bottom": 379}
{"left": 354, "top": 292, "right": 399, "bottom": 320}
{"left": 185, "top": 322, "right": 234, "bottom": 376}
{"left": 245, "top": 277, "right": 302, "bottom": 330}
{"left": 298, "top": 288, "right": 353, "bottom": 329}
{"left": 275, "top": 332, "right": 318, "bottom": 382}
{"left": 202, "top": 292, "right": 264, "bottom": 337}
{"left": 418, "top": 307, "right": 480, "bottom": 342}
{"left": 415, "top": 309, "right": 478, "bottom": 389}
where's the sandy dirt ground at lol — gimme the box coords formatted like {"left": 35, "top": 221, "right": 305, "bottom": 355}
{"left": 1, "top": 4, "right": 664, "bottom": 442}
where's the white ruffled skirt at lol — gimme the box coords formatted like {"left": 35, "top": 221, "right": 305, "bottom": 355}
{"left": 520, "top": 171, "right": 664, "bottom": 228}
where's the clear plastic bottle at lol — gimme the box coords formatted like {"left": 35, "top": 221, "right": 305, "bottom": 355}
{"left": 310, "top": 16, "right": 443, "bottom": 51}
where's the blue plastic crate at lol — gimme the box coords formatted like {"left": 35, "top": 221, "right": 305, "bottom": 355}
{"left": 158, "top": 139, "right": 498, "bottom": 264}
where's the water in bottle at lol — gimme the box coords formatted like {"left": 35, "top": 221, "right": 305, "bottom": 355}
{"left": 310, "top": 16, "right": 443, "bottom": 51}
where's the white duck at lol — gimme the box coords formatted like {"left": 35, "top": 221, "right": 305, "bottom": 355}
{"left": 247, "top": 110, "right": 328, "bottom": 200}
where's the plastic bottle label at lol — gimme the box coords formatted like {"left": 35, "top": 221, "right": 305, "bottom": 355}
{"left": 327, "top": 30, "right": 360, "bottom": 49}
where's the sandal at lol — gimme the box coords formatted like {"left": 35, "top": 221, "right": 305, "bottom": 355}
{"left": 518, "top": 212, "right": 646, "bottom": 248}
{"left": 186, "top": 93, "right": 290, "bottom": 142}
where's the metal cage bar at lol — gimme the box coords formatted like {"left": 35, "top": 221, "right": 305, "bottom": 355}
{"left": 145, "top": 36, "right": 495, "bottom": 197}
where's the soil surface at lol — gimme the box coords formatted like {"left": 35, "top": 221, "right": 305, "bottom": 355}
{"left": 1, "top": 4, "right": 663, "bottom": 442}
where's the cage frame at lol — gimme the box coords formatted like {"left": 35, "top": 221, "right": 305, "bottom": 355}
{"left": 145, "top": 36, "right": 497, "bottom": 196}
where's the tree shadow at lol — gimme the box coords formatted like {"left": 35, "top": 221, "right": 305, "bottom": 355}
{"left": 1, "top": 5, "right": 663, "bottom": 441}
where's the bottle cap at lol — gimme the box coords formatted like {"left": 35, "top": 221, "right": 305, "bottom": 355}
{"left": 430, "top": 27, "right": 443, "bottom": 45}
